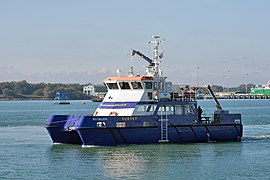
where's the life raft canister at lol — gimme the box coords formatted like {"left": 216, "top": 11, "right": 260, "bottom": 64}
{"left": 154, "top": 90, "right": 158, "bottom": 96}
{"left": 109, "top": 111, "right": 118, "bottom": 116}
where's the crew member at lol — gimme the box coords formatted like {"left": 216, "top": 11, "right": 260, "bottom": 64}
{"left": 197, "top": 106, "right": 203, "bottom": 123}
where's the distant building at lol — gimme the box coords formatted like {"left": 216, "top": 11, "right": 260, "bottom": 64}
{"left": 83, "top": 84, "right": 107, "bottom": 99}
{"left": 215, "top": 91, "right": 237, "bottom": 98}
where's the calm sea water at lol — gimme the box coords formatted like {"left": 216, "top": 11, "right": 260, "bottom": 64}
{"left": 0, "top": 100, "right": 270, "bottom": 179}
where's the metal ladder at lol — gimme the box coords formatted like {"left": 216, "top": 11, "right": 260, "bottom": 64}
{"left": 159, "top": 107, "right": 169, "bottom": 143}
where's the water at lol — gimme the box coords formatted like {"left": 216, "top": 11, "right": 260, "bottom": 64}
{"left": 0, "top": 100, "right": 270, "bottom": 179}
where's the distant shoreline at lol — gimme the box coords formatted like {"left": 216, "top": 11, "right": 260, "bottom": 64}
{"left": 0, "top": 97, "right": 52, "bottom": 101}
{"left": 0, "top": 97, "right": 92, "bottom": 101}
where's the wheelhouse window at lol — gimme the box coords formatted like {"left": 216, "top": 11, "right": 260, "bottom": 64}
{"left": 119, "top": 82, "right": 131, "bottom": 89}
{"left": 175, "top": 105, "right": 183, "bottom": 115}
{"left": 144, "top": 82, "right": 153, "bottom": 89}
{"left": 116, "top": 122, "right": 126, "bottom": 128}
{"left": 153, "top": 82, "right": 159, "bottom": 90}
{"left": 136, "top": 105, "right": 156, "bottom": 114}
{"left": 107, "top": 83, "right": 119, "bottom": 90}
{"left": 131, "top": 82, "right": 143, "bottom": 89}
{"left": 147, "top": 92, "right": 153, "bottom": 100}
{"left": 158, "top": 105, "right": 174, "bottom": 115}
{"left": 184, "top": 105, "right": 196, "bottom": 115}
{"left": 153, "top": 82, "right": 161, "bottom": 90}
{"left": 143, "top": 122, "right": 150, "bottom": 127}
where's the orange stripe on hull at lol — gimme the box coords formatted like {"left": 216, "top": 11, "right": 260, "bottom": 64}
{"left": 105, "top": 76, "right": 154, "bottom": 81}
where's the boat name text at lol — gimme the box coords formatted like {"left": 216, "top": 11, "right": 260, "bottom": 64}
{"left": 93, "top": 118, "right": 108, "bottom": 121}
{"left": 122, "top": 117, "right": 138, "bottom": 121}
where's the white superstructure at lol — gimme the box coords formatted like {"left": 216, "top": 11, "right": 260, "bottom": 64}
{"left": 93, "top": 36, "right": 172, "bottom": 116}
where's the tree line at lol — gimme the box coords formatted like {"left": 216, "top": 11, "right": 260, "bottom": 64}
{"left": 202, "top": 84, "right": 254, "bottom": 94}
{"left": 0, "top": 80, "right": 255, "bottom": 100}
{"left": 0, "top": 80, "right": 90, "bottom": 100}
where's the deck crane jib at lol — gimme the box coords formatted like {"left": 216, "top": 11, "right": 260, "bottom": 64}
{"left": 131, "top": 35, "right": 164, "bottom": 77}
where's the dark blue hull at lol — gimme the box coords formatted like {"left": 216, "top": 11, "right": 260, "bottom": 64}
{"left": 46, "top": 127, "right": 82, "bottom": 144}
{"left": 76, "top": 124, "right": 242, "bottom": 146}
{"left": 45, "top": 108, "right": 243, "bottom": 146}
{"left": 45, "top": 115, "right": 82, "bottom": 144}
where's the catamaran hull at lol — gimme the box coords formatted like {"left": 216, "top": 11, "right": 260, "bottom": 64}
{"left": 45, "top": 122, "right": 242, "bottom": 146}
{"left": 46, "top": 127, "right": 82, "bottom": 144}
{"left": 45, "top": 115, "right": 82, "bottom": 144}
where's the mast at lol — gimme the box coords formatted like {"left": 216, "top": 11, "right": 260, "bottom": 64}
{"left": 131, "top": 35, "right": 164, "bottom": 77}
{"left": 148, "top": 35, "right": 164, "bottom": 77}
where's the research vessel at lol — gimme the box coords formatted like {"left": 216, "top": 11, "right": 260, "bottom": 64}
{"left": 250, "top": 81, "right": 270, "bottom": 95}
{"left": 45, "top": 36, "right": 242, "bottom": 146}
{"left": 53, "top": 91, "right": 70, "bottom": 105}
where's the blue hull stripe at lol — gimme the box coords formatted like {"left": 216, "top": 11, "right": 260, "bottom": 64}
{"left": 99, "top": 102, "right": 137, "bottom": 109}
{"left": 98, "top": 101, "right": 158, "bottom": 109}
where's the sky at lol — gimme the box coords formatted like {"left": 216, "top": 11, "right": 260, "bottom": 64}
{"left": 1, "top": 0, "right": 270, "bottom": 87}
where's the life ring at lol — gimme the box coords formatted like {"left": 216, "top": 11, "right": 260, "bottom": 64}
{"left": 109, "top": 111, "right": 118, "bottom": 116}
{"left": 93, "top": 111, "right": 98, "bottom": 116}
{"left": 154, "top": 90, "right": 158, "bottom": 96}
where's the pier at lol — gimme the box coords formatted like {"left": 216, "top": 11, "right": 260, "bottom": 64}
{"left": 221, "top": 94, "right": 270, "bottom": 99}
{"left": 214, "top": 94, "right": 270, "bottom": 99}
{"left": 207, "top": 91, "right": 270, "bottom": 99}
